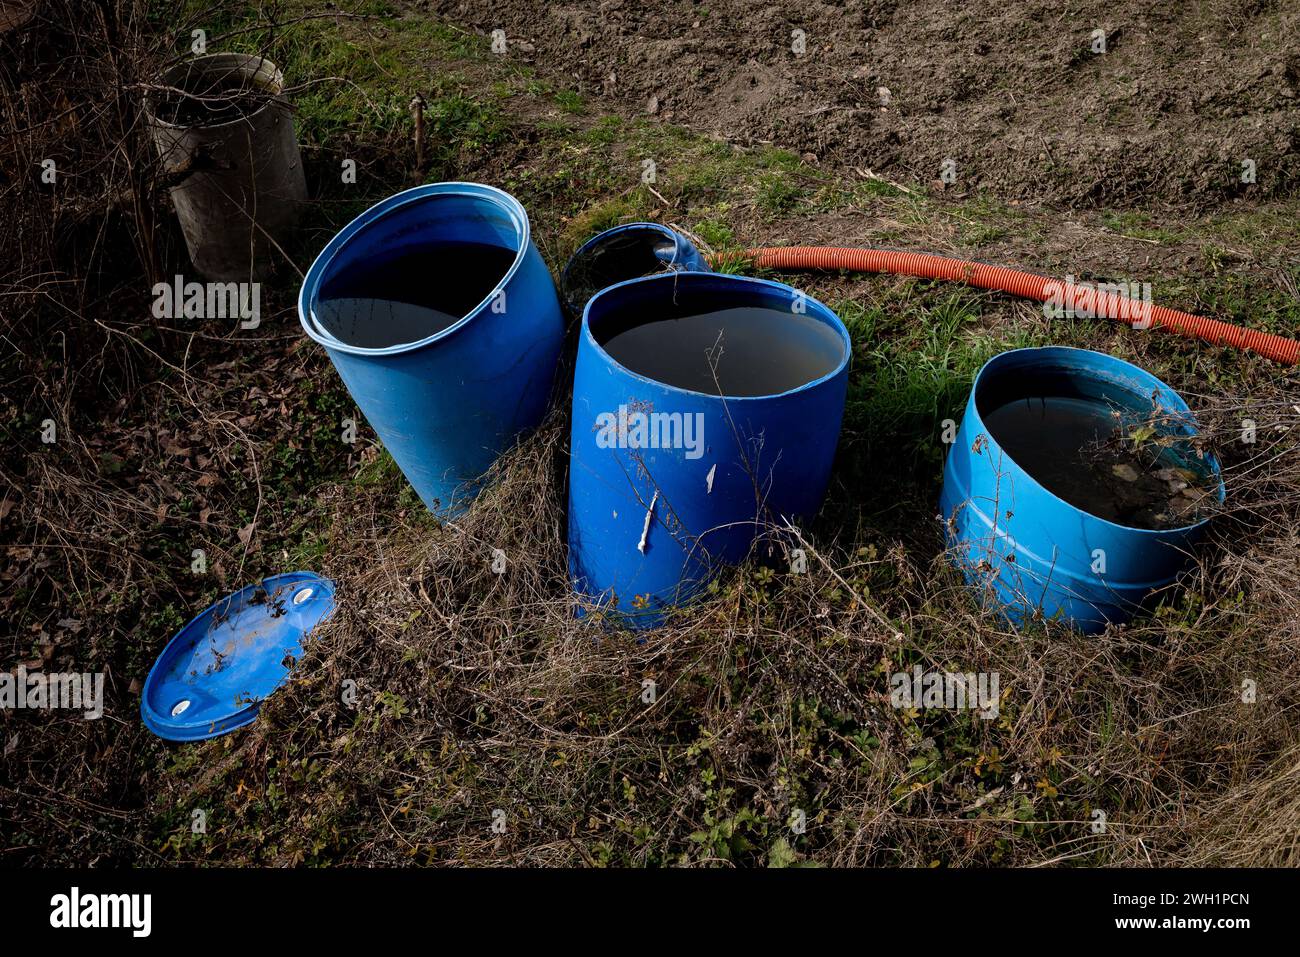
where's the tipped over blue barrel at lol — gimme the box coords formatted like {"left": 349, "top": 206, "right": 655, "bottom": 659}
{"left": 568, "top": 272, "right": 851, "bottom": 627}
{"left": 939, "top": 346, "right": 1224, "bottom": 633}
{"left": 560, "top": 222, "right": 709, "bottom": 318}
{"left": 299, "top": 183, "right": 564, "bottom": 514}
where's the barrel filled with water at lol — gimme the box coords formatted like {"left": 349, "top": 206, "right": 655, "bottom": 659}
{"left": 568, "top": 271, "right": 851, "bottom": 627}
{"left": 298, "top": 183, "right": 565, "bottom": 514}
{"left": 939, "top": 346, "right": 1224, "bottom": 632}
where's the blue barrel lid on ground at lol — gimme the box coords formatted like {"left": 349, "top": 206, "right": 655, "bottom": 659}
{"left": 141, "top": 571, "right": 336, "bottom": 741}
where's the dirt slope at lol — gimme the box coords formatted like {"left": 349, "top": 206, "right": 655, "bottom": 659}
{"left": 431, "top": 0, "right": 1300, "bottom": 208}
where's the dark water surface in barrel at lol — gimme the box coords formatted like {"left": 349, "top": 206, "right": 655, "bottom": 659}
{"left": 562, "top": 228, "right": 676, "bottom": 316}
{"left": 982, "top": 394, "right": 1210, "bottom": 529}
{"left": 596, "top": 306, "right": 844, "bottom": 397}
{"left": 156, "top": 76, "right": 270, "bottom": 127}
{"left": 314, "top": 242, "right": 516, "bottom": 348}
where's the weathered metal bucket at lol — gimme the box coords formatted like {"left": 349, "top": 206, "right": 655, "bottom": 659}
{"left": 145, "top": 53, "right": 307, "bottom": 281}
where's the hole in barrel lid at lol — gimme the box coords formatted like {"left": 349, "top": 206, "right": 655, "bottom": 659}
{"left": 171, "top": 699, "right": 192, "bottom": 717}
{"left": 292, "top": 587, "right": 314, "bottom": 605}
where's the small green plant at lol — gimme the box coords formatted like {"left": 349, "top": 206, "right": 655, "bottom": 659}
{"left": 374, "top": 691, "right": 410, "bottom": 729}
{"left": 555, "top": 89, "right": 585, "bottom": 114}
{"left": 692, "top": 218, "right": 734, "bottom": 248}
{"left": 756, "top": 174, "right": 803, "bottom": 215}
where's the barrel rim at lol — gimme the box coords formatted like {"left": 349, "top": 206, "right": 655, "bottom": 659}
{"left": 146, "top": 52, "right": 289, "bottom": 132}
{"left": 966, "top": 345, "right": 1225, "bottom": 536}
{"left": 297, "top": 182, "right": 531, "bottom": 356}
{"left": 560, "top": 222, "right": 698, "bottom": 297}
{"left": 580, "top": 271, "right": 852, "bottom": 401}
{"left": 567, "top": 221, "right": 695, "bottom": 267}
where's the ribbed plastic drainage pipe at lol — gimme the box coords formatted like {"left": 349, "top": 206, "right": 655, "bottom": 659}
{"left": 716, "top": 247, "right": 1300, "bottom": 366}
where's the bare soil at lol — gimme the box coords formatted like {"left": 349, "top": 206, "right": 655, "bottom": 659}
{"left": 431, "top": 0, "right": 1300, "bottom": 207}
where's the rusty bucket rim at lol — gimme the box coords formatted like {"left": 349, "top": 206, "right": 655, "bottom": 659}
{"left": 145, "top": 51, "right": 290, "bottom": 132}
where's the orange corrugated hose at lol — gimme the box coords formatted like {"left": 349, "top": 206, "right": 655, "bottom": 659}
{"left": 711, "top": 247, "right": 1300, "bottom": 366}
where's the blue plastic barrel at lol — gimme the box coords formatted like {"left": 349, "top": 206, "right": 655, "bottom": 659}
{"left": 560, "top": 222, "right": 709, "bottom": 317}
{"left": 568, "top": 271, "right": 851, "bottom": 627}
{"left": 939, "top": 346, "right": 1224, "bottom": 633}
{"left": 298, "top": 183, "right": 564, "bottom": 514}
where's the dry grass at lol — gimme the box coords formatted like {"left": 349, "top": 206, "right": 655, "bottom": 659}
{"left": 131, "top": 386, "right": 1300, "bottom": 868}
